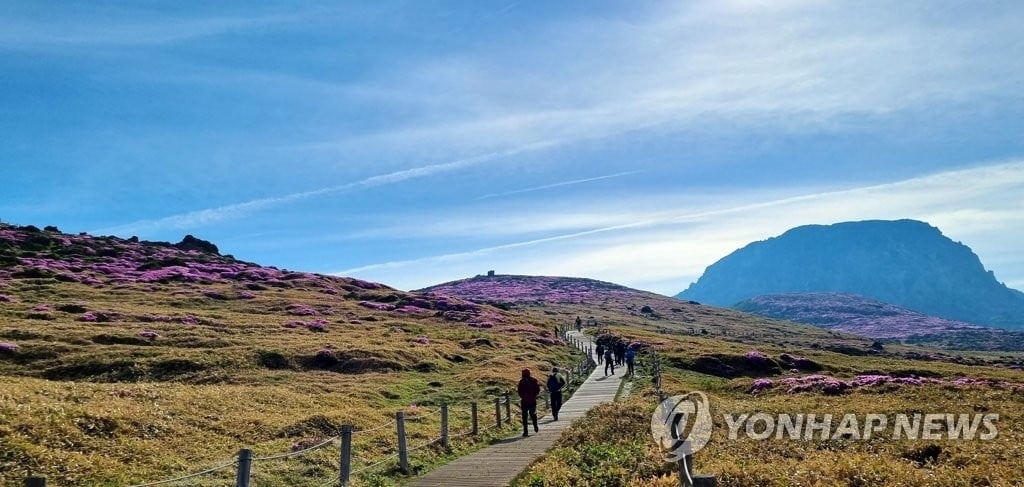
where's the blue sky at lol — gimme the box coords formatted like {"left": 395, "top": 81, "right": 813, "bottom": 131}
{"left": 2, "top": 1, "right": 1023, "bottom": 295}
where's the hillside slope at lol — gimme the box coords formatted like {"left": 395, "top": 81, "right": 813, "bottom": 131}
{"left": 421, "top": 274, "right": 878, "bottom": 352}
{"left": 677, "top": 219, "right": 1024, "bottom": 329}
{"left": 733, "top": 292, "right": 981, "bottom": 338}
{"left": 0, "top": 223, "right": 579, "bottom": 485}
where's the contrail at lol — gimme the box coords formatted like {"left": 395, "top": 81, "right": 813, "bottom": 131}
{"left": 93, "top": 139, "right": 559, "bottom": 236}
{"left": 476, "top": 170, "right": 642, "bottom": 200}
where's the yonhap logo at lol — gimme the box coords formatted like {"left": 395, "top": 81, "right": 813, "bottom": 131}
{"left": 650, "top": 392, "right": 713, "bottom": 461}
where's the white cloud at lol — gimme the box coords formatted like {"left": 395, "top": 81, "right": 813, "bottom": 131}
{"left": 337, "top": 161, "right": 1024, "bottom": 294}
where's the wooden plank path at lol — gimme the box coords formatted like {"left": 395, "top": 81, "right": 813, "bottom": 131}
{"left": 412, "top": 331, "right": 622, "bottom": 487}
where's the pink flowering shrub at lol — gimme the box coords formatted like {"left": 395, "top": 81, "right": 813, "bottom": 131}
{"left": 306, "top": 319, "right": 329, "bottom": 332}
{"left": 0, "top": 295, "right": 15, "bottom": 303}
{"left": 776, "top": 373, "right": 1023, "bottom": 395}
{"left": 745, "top": 350, "right": 769, "bottom": 362}
{"left": 78, "top": 312, "right": 98, "bottom": 322}
{"left": 138, "top": 330, "right": 160, "bottom": 339}
{"left": 751, "top": 378, "right": 774, "bottom": 393}
{"left": 286, "top": 304, "right": 318, "bottom": 316}
{"left": 236, "top": 291, "right": 257, "bottom": 299}
{"left": 358, "top": 301, "right": 396, "bottom": 312}
{"left": 414, "top": 336, "right": 430, "bottom": 344}
{"left": 0, "top": 342, "right": 18, "bottom": 353}
{"left": 32, "top": 304, "right": 51, "bottom": 312}
{"left": 283, "top": 321, "right": 304, "bottom": 329}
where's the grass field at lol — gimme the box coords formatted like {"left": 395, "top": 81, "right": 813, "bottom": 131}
{"left": 0, "top": 225, "right": 582, "bottom": 486}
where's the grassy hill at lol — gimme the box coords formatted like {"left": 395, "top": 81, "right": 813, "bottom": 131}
{"left": 0, "top": 224, "right": 581, "bottom": 486}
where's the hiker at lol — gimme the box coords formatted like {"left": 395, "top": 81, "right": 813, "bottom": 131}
{"left": 625, "top": 345, "right": 637, "bottom": 377}
{"left": 615, "top": 341, "right": 627, "bottom": 366}
{"left": 595, "top": 343, "right": 605, "bottom": 364}
{"left": 575, "top": 316, "right": 583, "bottom": 332}
{"left": 603, "top": 348, "right": 615, "bottom": 376}
{"left": 517, "top": 368, "right": 540, "bottom": 437}
{"left": 547, "top": 367, "right": 566, "bottom": 421}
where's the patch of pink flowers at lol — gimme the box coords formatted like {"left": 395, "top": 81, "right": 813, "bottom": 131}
{"left": 751, "top": 378, "right": 774, "bottom": 393}
{"left": 358, "top": 301, "right": 396, "bottom": 312}
{"left": 286, "top": 304, "right": 318, "bottom": 316}
{"left": 413, "top": 336, "right": 430, "bottom": 344}
{"left": 745, "top": 350, "right": 769, "bottom": 362}
{"left": 306, "top": 319, "right": 329, "bottom": 332}
{"left": 771, "top": 373, "right": 1024, "bottom": 395}
{"left": 78, "top": 311, "right": 98, "bottom": 322}
{"left": 0, "top": 295, "right": 15, "bottom": 303}
{"left": 0, "top": 342, "right": 18, "bottom": 352}
{"left": 32, "top": 304, "right": 51, "bottom": 312}
{"left": 138, "top": 330, "right": 160, "bottom": 339}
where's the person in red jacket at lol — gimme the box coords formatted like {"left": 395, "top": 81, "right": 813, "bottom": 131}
{"left": 517, "top": 368, "right": 541, "bottom": 437}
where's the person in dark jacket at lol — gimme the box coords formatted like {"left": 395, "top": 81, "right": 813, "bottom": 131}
{"left": 625, "top": 345, "right": 637, "bottom": 377}
{"left": 546, "top": 367, "right": 566, "bottom": 421}
{"left": 575, "top": 316, "right": 583, "bottom": 332}
{"left": 615, "top": 342, "right": 627, "bottom": 366}
{"left": 603, "top": 348, "right": 615, "bottom": 376}
{"left": 517, "top": 368, "right": 541, "bottom": 437}
{"left": 595, "top": 343, "right": 605, "bottom": 364}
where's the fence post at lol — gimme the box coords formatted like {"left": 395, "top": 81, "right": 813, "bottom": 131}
{"left": 494, "top": 397, "right": 502, "bottom": 428}
{"left": 235, "top": 449, "right": 253, "bottom": 487}
{"left": 337, "top": 424, "right": 352, "bottom": 485}
{"left": 441, "top": 403, "right": 449, "bottom": 448}
{"left": 503, "top": 393, "right": 511, "bottom": 422}
{"left": 396, "top": 412, "right": 409, "bottom": 474}
{"left": 471, "top": 402, "right": 479, "bottom": 435}
{"left": 24, "top": 478, "right": 46, "bottom": 487}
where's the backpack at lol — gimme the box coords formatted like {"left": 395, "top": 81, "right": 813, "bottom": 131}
{"left": 547, "top": 374, "right": 564, "bottom": 392}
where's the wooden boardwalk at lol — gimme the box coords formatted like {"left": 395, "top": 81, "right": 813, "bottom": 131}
{"left": 412, "top": 331, "right": 622, "bottom": 487}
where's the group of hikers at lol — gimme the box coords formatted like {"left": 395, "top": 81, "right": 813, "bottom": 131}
{"left": 595, "top": 340, "right": 636, "bottom": 377}
{"left": 515, "top": 367, "right": 565, "bottom": 437}
{"left": 515, "top": 320, "right": 641, "bottom": 437}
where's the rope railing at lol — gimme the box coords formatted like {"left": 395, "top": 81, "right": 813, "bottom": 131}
{"left": 22, "top": 329, "right": 597, "bottom": 487}
{"left": 253, "top": 436, "right": 339, "bottom": 462}
{"left": 353, "top": 418, "right": 396, "bottom": 435}
{"left": 126, "top": 460, "right": 237, "bottom": 487}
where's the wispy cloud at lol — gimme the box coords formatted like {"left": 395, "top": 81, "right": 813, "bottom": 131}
{"left": 476, "top": 170, "right": 642, "bottom": 200}
{"left": 92, "top": 140, "right": 559, "bottom": 237}
{"left": 0, "top": 11, "right": 302, "bottom": 48}
{"left": 335, "top": 160, "right": 1024, "bottom": 293}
